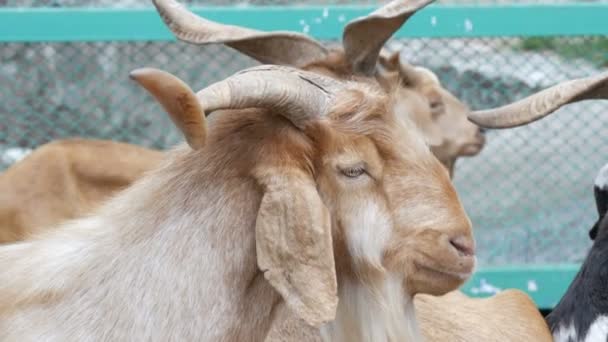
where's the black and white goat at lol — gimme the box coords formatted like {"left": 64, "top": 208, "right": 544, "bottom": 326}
{"left": 547, "top": 163, "right": 608, "bottom": 342}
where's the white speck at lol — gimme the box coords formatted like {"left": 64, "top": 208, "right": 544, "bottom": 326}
{"left": 464, "top": 19, "right": 473, "bottom": 32}
{"left": 338, "top": 14, "right": 346, "bottom": 23}
{"left": 314, "top": 17, "right": 322, "bottom": 24}
{"left": 470, "top": 278, "right": 502, "bottom": 295}
{"left": 527, "top": 280, "right": 538, "bottom": 292}
{"left": 302, "top": 25, "right": 310, "bottom": 34}
{"left": 299, "top": 19, "right": 306, "bottom": 26}
{"left": 430, "top": 16, "right": 437, "bottom": 26}
{"left": 1, "top": 147, "right": 32, "bottom": 165}
{"left": 322, "top": 8, "right": 329, "bottom": 18}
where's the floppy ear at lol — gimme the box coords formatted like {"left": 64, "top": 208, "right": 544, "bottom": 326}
{"left": 468, "top": 71, "right": 608, "bottom": 128}
{"left": 255, "top": 167, "right": 337, "bottom": 327}
{"left": 153, "top": 0, "right": 328, "bottom": 67}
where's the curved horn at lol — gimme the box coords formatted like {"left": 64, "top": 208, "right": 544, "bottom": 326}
{"left": 130, "top": 68, "right": 207, "bottom": 149}
{"left": 342, "top": 0, "right": 434, "bottom": 76}
{"left": 468, "top": 71, "right": 608, "bottom": 128}
{"left": 197, "top": 65, "right": 344, "bottom": 129}
{"left": 152, "top": 0, "right": 329, "bottom": 67}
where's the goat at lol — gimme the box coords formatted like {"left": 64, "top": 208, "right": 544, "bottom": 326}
{"left": 546, "top": 163, "right": 608, "bottom": 342}
{"left": 265, "top": 71, "right": 608, "bottom": 342}
{"left": 0, "top": 64, "right": 477, "bottom": 341}
{"left": 0, "top": 0, "right": 482, "bottom": 245}
{"left": 0, "top": 138, "right": 163, "bottom": 243}
{"left": 152, "top": 0, "right": 486, "bottom": 177}
{"left": 377, "top": 52, "right": 485, "bottom": 177}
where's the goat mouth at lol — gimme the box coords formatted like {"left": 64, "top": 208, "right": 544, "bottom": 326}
{"left": 459, "top": 142, "right": 484, "bottom": 156}
{"left": 414, "top": 262, "right": 474, "bottom": 281}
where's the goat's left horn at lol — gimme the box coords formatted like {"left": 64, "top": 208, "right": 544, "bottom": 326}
{"left": 196, "top": 65, "right": 344, "bottom": 129}
{"left": 152, "top": 0, "right": 329, "bottom": 67}
{"left": 342, "top": 0, "right": 434, "bottom": 76}
{"left": 468, "top": 71, "right": 608, "bottom": 129}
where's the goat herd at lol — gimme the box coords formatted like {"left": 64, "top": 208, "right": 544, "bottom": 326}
{"left": 0, "top": 0, "right": 606, "bottom": 341}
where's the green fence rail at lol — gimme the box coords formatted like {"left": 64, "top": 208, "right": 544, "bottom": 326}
{"left": 1, "top": 3, "right": 606, "bottom": 310}
{"left": 1, "top": 4, "right": 608, "bottom": 42}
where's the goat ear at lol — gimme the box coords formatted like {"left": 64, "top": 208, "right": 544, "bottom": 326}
{"left": 255, "top": 168, "right": 337, "bottom": 327}
{"left": 130, "top": 68, "right": 207, "bottom": 150}
{"left": 153, "top": 0, "right": 328, "bottom": 67}
{"left": 468, "top": 71, "right": 608, "bottom": 128}
{"left": 342, "top": 0, "right": 434, "bottom": 76}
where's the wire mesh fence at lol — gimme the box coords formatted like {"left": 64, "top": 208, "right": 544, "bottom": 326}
{"left": 1, "top": 2, "right": 607, "bottom": 268}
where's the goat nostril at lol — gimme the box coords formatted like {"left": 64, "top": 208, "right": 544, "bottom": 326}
{"left": 478, "top": 127, "right": 487, "bottom": 134}
{"left": 450, "top": 236, "right": 475, "bottom": 257}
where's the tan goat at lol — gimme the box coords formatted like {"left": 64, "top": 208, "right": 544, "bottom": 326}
{"left": 0, "top": 138, "right": 163, "bottom": 243}
{"left": 0, "top": 65, "right": 478, "bottom": 341}
{"left": 377, "top": 52, "right": 485, "bottom": 177}
{"left": 264, "top": 71, "right": 608, "bottom": 341}
{"left": 152, "top": 0, "right": 486, "bottom": 177}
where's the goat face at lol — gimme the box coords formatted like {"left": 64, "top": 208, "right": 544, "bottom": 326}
{"left": 312, "top": 104, "right": 476, "bottom": 296}
{"left": 378, "top": 52, "right": 485, "bottom": 174}
{"left": 132, "top": 65, "right": 475, "bottom": 326}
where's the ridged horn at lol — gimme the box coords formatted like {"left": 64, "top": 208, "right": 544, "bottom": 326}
{"left": 468, "top": 71, "right": 608, "bottom": 128}
{"left": 152, "top": 0, "right": 329, "bottom": 67}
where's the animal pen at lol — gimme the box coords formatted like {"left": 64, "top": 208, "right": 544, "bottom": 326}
{"left": 0, "top": 0, "right": 606, "bottom": 312}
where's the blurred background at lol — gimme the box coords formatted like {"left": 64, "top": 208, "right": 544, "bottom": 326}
{"left": 1, "top": 0, "right": 607, "bottom": 308}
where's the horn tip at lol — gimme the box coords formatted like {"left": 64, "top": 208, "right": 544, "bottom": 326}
{"left": 129, "top": 67, "right": 164, "bottom": 82}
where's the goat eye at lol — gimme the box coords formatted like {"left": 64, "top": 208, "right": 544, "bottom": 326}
{"left": 430, "top": 101, "right": 444, "bottom": 112}
{"left": 341, "top": 166, "right": 366, "bottom": 178}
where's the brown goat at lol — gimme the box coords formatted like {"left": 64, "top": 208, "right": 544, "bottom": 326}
{"left": 0, "top": 65, "right": 476, "bottom": 341}
{"left": 0, "top": 138, "right": 163, "bottom": 243}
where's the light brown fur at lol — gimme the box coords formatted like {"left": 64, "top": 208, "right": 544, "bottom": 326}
{"left": 415, "top": 290, "right": 553, "bottom": 342}
{"left": 0, "top": 138, "right": 164, "bottom": 243}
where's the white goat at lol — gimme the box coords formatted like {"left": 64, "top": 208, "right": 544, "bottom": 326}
{"left": 0, "top": 65, "right": 476, "bottom": 341}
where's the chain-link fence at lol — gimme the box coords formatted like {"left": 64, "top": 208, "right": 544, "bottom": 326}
{"left": 1, "top": 2, "right": 607, "bottom": 268}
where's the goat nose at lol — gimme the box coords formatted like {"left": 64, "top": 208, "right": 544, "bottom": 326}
{"left": 450, "top": 235, "right": 475, "bottom": 257}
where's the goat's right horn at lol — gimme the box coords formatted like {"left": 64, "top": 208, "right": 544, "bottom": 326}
{"left": 130, "top": 68, "right": 207, "bottom": 150}
{"left": 197, "top": 65, "right": 344, "bottom": 129}
{"left": 468, "top": 71, "right": 608, "bottom": 128}
{"left": 152, "top": 0, "right": 329, "bottom": 67}
{"left": 342, "top": 0, "right": 434, "bottom": 76}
